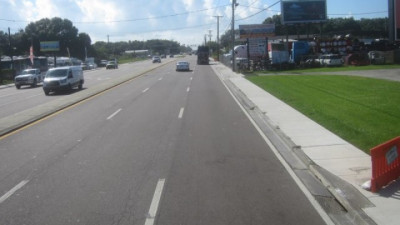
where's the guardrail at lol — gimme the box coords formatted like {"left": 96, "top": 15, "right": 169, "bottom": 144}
{"left": 370, "top": 136, "right": 400, "bottom": 193}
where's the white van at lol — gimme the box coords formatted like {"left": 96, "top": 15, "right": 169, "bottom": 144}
{"left": 43, "top": 66, "right": 84, "bottom": 95}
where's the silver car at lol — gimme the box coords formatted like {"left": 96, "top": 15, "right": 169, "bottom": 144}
{"left": 176, "top": 61, "right": 190, "bottom": 71}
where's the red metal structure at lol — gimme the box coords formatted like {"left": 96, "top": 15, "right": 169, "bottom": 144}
{"left": 370, "top": 136, "right": 400, "bottom": 193}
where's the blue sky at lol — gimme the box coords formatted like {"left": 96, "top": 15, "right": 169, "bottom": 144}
{"left": 0, "top": 0, "right": 389, "bottom": 47}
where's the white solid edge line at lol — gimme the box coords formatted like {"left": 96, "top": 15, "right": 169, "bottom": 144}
{"left": 144, "top": 178, "right": 166, "bottom": 225}
{"left": 0, "top": 180, "right": 29, "bottom": 204}
{"left": 214, "top": 70, "right": 335, "bottom": 225}
{"left": 178, "top": 107, "right": 184, "bottom": 119}
{"left": 142, "top": 88, "right": 150, "bottom": 93}
{"left": 107, "top": 108, "right": 122, "bottom": 120}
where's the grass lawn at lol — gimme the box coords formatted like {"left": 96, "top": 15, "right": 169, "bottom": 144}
{"left": 118, "top": 57, "right": 146, "bottom": 64}
{"left": 246, "top": 75, "right": 400, "bottom": 154}
{"left": 250, "top": 64, "right": 400, "bottom": 75}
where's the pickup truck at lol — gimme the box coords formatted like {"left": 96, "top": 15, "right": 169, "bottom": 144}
{"left": 14, "top": 68, "right": 43, "bottom": 89}
{"left": 316, "top": 54, "right": 344, "bottom": 66}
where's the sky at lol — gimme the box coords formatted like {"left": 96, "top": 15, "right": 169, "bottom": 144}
{"left": 0, "top": 0, "right": 389, "bottom": 48}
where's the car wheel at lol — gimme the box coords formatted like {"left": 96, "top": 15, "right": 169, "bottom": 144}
{"left": 78, "top": 82, "right": 83, "bottom": 90}
{"left": 16, "top": 84, "right": 21, "bottom": 89}
{"left": 44, "top": 90, "right": 50, "bottom": 95}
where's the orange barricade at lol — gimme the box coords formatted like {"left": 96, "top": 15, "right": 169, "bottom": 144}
{"left": 370, "top": 136, "right": 400, "bottom": 193}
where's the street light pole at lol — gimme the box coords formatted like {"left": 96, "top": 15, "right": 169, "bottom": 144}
{"left": 214, "top": 15, "right": 223, "bottom": 61}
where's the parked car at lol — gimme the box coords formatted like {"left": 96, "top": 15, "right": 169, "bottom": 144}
{"left": 152, "top": 56, "right": 161, "bottom": 63}
{"left": 106, "top": 61, "right": 118, "bottom": 69}
{"left": 161, "top": 54, "right": 166, "bottom": 58}
{"left": 99, "top": 60, "right": 108, "bottom": 67}
{"left": 14, "top": 68, "right": 42, "bottom": 89}
{"left": 317, "top": 54, "right": 344, "bottom": 66}
{"left": 42, "top": 66, "right": 84, "bottom": 95}
{"left": 81, "top": 63, "right": 89, "bottom": 70}
{"left": 176, "top": 61, "right": 190, "bottom": 71}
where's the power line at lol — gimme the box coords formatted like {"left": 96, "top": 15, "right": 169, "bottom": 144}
{"left": 74, "top": 4, "right": 230, "bottom": 24}
{"left": 236, "top": 0, "right": 280, "bottom": 21}
{"left": 0, "top": 4, "right": 230, "bottom": 24}
{"left": 108, "top": 22, "right": 216, "bottom": 37}
{"left": 235, "top": 0, "right": 260, "bottom": 16}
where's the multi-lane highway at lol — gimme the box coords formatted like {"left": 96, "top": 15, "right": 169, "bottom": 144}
{"left": 0, "top": 56, "right": 329, "bottom": 224}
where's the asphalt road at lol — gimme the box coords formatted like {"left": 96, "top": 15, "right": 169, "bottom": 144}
{"left": 0, "top": 56, "right": 328, "bottom": 225}
{"left": 0, "top": 59, "right": 173, "bottom": 119}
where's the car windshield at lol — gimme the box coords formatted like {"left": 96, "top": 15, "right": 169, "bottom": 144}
{"left": 21, "top": 70, "right": 36, "bottom": 75}
{"left": 46, "top": 69, "right": 68, "bottom": 78}
{"left": 108, "top": 61, "right": 115, "bottom": 64}
{"left": 177, "top": 62, "right": 188, "bottom": 65}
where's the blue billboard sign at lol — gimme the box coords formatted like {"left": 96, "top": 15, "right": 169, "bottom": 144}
{"left": 40, "top": 41, "right": 60, "bottom": 52}
{"left": 281, "top": 0, "right": 327, "bottom": 24}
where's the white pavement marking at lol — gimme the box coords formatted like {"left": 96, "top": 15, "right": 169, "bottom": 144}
{"left": 145, "top": 178, "right": 166, "bottom": 225}
{"left": 0, "top": 180, "right": 29, "bottom": 204}
{"left": 107, "top": 108, "right": 122, "bottom": 120}
{"left": 142, "top": 88, "right": 150, "bottom": 93}
{"left": 187, "top": 87, "right": 190, "bottom": 92}
{"left": 178, "top": 107, "right": 184, "bottom": 119}
{"left": 190, "top": 77, "right": 193, "bottom": 80}
{"left": 158, "top": 77, "right": 163, "bottom": 81}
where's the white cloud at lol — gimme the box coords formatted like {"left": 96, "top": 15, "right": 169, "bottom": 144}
{"left": 20, "top": 0, "right": 61, "bottom": 22}
{"left": 74, "top": 0, "right": 122, "bottom": 27}
{"left": 7, "top": 0, "right": 17, "bottom": 7}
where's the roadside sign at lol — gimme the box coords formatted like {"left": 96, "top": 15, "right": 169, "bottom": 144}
{"left": 248, "top": 38, "right": 268, "bottom": 59}
{"left": 239, "top": 24, "right": 275, "bottom": 39}
{"left": 40, "top": 41, "right": 60, "bottom": 52}
{"left": 281, "top": 0, "right": 327, "bottom": 24}
{"left": 386, "top": 146, "right": 398, "bottom": 165}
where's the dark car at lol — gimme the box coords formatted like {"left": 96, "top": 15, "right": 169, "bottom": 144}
{"left": 99, "top": 60, "right": 108, "bottom": 67}
{"left": 152, "top": 56, "right": 161, "bottom": 63}
{"left": 106, "top": 61, "right": 118, "bottom": 69}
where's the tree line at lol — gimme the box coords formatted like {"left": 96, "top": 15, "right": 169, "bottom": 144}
{"left": 0, "top": 15, "right": 389, "bottom": 61}
{"left": 0, "top": 17, "right": 191, "bottom": 62}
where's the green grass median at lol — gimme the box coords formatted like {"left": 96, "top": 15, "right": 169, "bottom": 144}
{"left": 247, "top": 75, "right": 400, "bottom": 154}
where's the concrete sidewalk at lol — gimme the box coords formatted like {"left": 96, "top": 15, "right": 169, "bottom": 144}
{"left": 211, "top": 61, "right": 400, "bottom": 225}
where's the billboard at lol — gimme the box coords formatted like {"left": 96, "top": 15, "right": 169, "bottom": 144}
{"left": 239, "top": 24, "right": 275, "bottom": 39}
{"left": 281, "top": 0, "right": 327, "bottom": 24}
{"left": 40, "top": 41, "right": 60, "bottom": 52}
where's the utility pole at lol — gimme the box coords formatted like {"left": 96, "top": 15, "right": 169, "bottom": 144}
{"left": 107, "top": 35, "right": 110, "bottom": 44}
{"left": 231, "top": 0, "right": 238, "bottom": 72}
{"left": 8, "top": 27, "right": 14, "bottom": 71}
{"left": 208, "top": 30, "right": 212, "bottom": 45}
{"left": 214, "top": 16, "right": 223, "bottom": 61}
